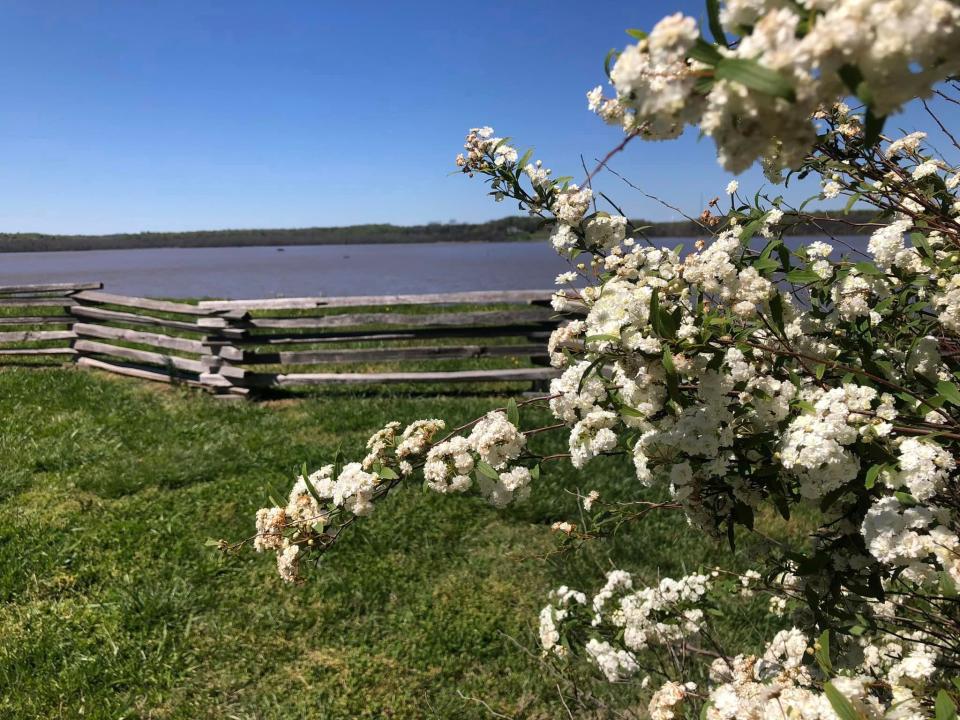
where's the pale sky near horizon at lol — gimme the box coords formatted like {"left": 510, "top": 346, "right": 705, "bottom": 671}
{"left": 0, "top": 1, "right": 957, "bottom": 235}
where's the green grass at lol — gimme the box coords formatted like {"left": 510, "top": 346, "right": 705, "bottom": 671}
{"left": 0, "top": 366, "right": 780, "bottom": 719}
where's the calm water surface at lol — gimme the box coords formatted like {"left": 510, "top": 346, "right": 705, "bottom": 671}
{"left": 0, "top": 237, "right": 863, "bottom": 299}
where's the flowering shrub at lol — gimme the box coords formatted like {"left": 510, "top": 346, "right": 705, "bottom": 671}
{"left": 240, "top": 1, "right": 960, "bottom": 716}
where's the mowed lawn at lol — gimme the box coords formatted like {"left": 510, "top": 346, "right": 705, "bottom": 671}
{"left": 0, "top": 366, "right": 778, "bottom": 719}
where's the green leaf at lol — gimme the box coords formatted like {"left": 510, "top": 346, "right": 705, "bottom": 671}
{"left": 705, "top": 0, "right": 728, "bottom": 47}
{"left": 775, "top": 243, "right": 791, "bottom": 272}
{"left": 786, "top": 269, "right": 822, "bottom": 284}
{"left": 379, "top": 467, "right": 399, "bottom": 480}
{"left": 793, "top": 399, "right": 816, "bottom": 413}
{"left": 715, "top": 58, "right": 796, "bottom": 101}
{"left": 530, "top": 464, "right": 540, "bottom": 481}
{"left": 626, "top": 28, "right": 648, "bottom": 40}
{"left": 815, "top": 364, "right": 826, "bottom": 380}
{"left": 911, "top": 231, "right": 933, "bottom": 259}
{"left": 604, "top": 48, "right": 618, "bottom": 77}
{"left": 940, "top": 571, "right": 958, "bottom": 599}
{"left": 649, "top": 288, "right": 662, "bottom": 335}
{"left": 662, "top": 348, "right": 680, "bottom": 402}
{"left": 864, "top": 464, "right": 883, "bottom": 490}
{"left": 936, "top": 690, "right": 957, "bottom": 720}
{"left": 814, "top": 630, "right": 832, "bottom": 674}
{"left": 937, "top": 380, "right": 960, "bottom": 406}
{"left": 476, "top": 461, "right": 500, "bottom": 480}
{"left": 895, "top": 491, "right": 918, "bottom": 507}
{"left": 739, "top": 218, "right": 763, "bottom": 243}
{"left": 688, "top": 38, "right": 723, "bottom": 66}
{"left": 843, "top": 191, "right": 862, "bottom": 214}
{"left": 300, "top": 464, "right": 326, "bottom": 506}
{"left": 506, "top": 397, "right": 520, "bottom": 427}
{"left": 753, "top": 257, "right": 780, "bottom": 272}
{"left": 700, "top": 700, "right": 711, "bottom": 720}
{"left": 516, "top": 148, "right": 533, "bottom": 171}
{"left": 576, "top": 356, "right": 605, "bottom": 394}
{"left": 864, "top": 108, "right": 886, "bottom": 147}
{"left": 204, "top": 538, "right": 223, "bottom": 547}
{"left": 853, "top": 262, "right": 883, "bottom": 276}
{"left": 584, "top": 333, "right": 621, "bottom": 344}
{"left": 824, "top": 683, "right": 862, "bottom": 720}
{"left": 837, "top": 64, "right": 874, "bottom": 106}
{"left": 648, "top": 289, "right": 677, "bottom": 339}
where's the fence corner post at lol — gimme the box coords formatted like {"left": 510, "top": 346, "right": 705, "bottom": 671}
{"left": 197, "top": 309, "right": 250, "bottom": 399}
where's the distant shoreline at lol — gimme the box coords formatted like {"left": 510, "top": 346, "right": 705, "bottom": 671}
{"left": 0, "top": 211, "right": 875, "bottom": 254}
{"left": 0, "top": 235, "right": 545, "bottom": 254}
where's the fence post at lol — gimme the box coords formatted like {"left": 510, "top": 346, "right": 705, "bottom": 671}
{"left": 197, "top": 309, "right": 251, "bottom": 398}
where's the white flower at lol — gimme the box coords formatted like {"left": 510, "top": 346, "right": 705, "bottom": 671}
{"left": 584, "top": 214, "right": 627, "bottom": 249}
{"left": 276, "top": 543, "right": 300, "bottom": 583}
{"left": 467, "top": 411, "right": 526, "bottom": 469}
{"left": 895, "top": 437, "right": 954, "bottom": 501}
{"left": 551, "top": 185, "right": 593, "bottom": 225}
{"left": 585, "top": 639, "right": 639, "bottom": 681}
{"left": 649, "top": 681, "right": 691, "bottom": 720}
{"left": 569, "top": 409, "right": 618, "bottom": 468}
{"left": 551, "top": 520, "right": 575, "bottom": 534}
{"left": 822, "top": 180, "right": 842, "bottom": 199}
{"left": 868, "top": 219, "right": 913, "bottom": 271}
{"left": 424, "top": 437, "right": 474, "bottom": 494}
{"left": 478, "top": 465, "right": 533, "bottom": 508}
{"left": 912, "top": 159, "right": 939, "bottom": 179}
{"left": 333, "top": 462, "right": 380, "bottom": 516}
{"left": 582, "top": 490, "right": 600, "bottom": 511}
{"left": 886, "top": 132, "right": 926, "bottom": 157}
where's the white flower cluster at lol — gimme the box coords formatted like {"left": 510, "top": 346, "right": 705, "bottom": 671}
{"left": 861, "top": 496, "right": 960, "bottom": 585}
{"left": 778, "top": 385, "right": 892, "bottom": 499}
{"left": 539, "top": 570, "right": 712, "bottom": 683}
{"left": 706, "top": 634, "right": 906, "bottom": 720}
{"left": 254, "top": 405, "right": 538, "bottom": 582}
{"left": 423, "top": 437, "right": 474, "bottom": 494}
{"left": 591, "top": 1, "right": 960, "bottom": 175}
{"left": 649, "top": 680, "right": 695, "bottom": 720}
{"left": 894, "top": 437, "right": 955, "bottom": 501}
{"left": 538, "top": 585, "right": 587, "bottom": 658}
{"left": 467, "top": 411, "right": 526, "bottom": 469}
{"left": 395, "top": 419, "right": 446, "bottom": 460}
{"left": 456, "top": 126, "right": 519, "bottom": 173}
{"left": 683, "top": 228, "right": 774, "bottom": 317}
{"left": 569, "top": 409, "right": 618, "bottom": 468}
{"left": 547, "top": 320, "right": 585, "bottom": 368}
{"left": 857, "top": 629, "right": 941, "bottom": 688}
{"left": 584, "top": 639, "right": 639, "bottom": 682}
{"left": 868, "top": 219, "right": 921, "bottom": 273}
{"left": 934, "top": 273, "right": 960, "bottom": 334}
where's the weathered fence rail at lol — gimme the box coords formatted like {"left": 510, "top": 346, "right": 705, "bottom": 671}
{"left": 0, "top": 282, "right": 99, "bottom": 358}
{"left": 0, "top": 283, "right": 567, "bottom": 397}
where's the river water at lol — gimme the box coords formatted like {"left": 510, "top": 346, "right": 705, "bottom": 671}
{"left": 0, "top": 237, "right": 861, "bottom": 299}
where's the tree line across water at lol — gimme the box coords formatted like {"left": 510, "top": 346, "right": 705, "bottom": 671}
{"left": 0, "top": 210, "right": 876, "bottom": 253}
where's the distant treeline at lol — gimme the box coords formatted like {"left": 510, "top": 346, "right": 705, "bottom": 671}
{"left": 0, "top": 210, "right": 878, "bottom": 253}
{"left": 642, "top": 209, "right": 879, "bottom": 237}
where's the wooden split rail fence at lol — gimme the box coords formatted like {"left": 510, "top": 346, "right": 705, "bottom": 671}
{"left": 0, "top": 282, "right": 566, "bottom": 397}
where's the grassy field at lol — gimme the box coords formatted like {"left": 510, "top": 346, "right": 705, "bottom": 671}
{"left": 0, "top": 365, "right": 781, "bottom": 719}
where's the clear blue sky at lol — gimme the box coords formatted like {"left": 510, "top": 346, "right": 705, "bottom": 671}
{"left": 0, "top": 1, "right": 957, "bottom": 235}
